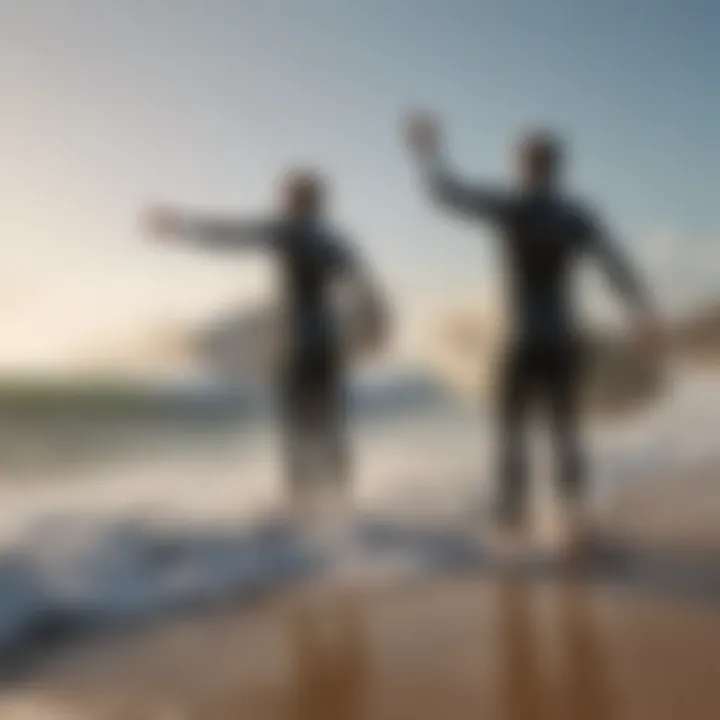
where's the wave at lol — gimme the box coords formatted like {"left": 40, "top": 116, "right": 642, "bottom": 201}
{"left": 0, "top": 369, "right": 719, "bottom": 669}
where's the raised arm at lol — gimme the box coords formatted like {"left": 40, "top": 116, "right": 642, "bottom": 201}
{"left": 404, "top": 113, "right": 508, "bottom": 220}
{"left": 142, "top": 204, "right": 279, "bottom": 251}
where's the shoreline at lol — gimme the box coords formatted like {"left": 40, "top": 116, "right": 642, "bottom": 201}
{"left": 3, "top": 571, "right": 720, "bottom": 720}
{"left": 1, "top": 467, "right": 719, "bottom": 720}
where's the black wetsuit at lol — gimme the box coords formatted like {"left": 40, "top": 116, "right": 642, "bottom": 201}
{"left": 423, "top": 161, "right": 650, "bottom": 524}
{"left": 171, "top": 215, "right": 361, "bottom": 494}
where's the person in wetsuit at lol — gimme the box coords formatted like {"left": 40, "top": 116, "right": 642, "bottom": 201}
{"left": 404, "top": 114, "right": 663, "bottom": 545}
{"left": 143, "top": 170, "right": 387, "bottom": 507}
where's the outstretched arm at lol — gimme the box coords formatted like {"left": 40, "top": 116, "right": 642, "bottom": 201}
{"left": 404, "top": 113, "right": 508, "bottom": 220}
{"left": 142, "top": 205, "right": 279, "bottom": 250}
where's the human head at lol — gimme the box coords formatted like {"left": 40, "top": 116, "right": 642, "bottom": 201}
{"left": 279, "top": 169, "right": 327, "bottom": 219}
{"left": 515, "top": 130, "right": 565, "bottom": 191}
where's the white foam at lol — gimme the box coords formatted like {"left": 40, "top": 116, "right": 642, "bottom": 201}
{"left": 0, "top": 369, "right": 718, "bottom": 660}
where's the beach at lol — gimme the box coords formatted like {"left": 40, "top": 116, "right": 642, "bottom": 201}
{"left": 0, "top": 370, "right": 719, "bottom": 718}
{"left": 3, "top": 529, "right": 720, "bottom": 720}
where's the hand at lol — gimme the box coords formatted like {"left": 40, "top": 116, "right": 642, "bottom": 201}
{"left": 140, "top": 204, "right": 183, "bottom": 240}
{"left": 404, "top": 111, "right": 442, "bottom": 161}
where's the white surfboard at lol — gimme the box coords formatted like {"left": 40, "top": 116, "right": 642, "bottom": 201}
{"left": 426, "top": 309, "right": 666, "bottom": 416}
{"left": 194, "top": 296, "right": 383, "bottom": 384}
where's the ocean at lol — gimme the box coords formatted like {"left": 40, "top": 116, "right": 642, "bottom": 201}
{"left": 0, "top": 367, "right": 719, "bottom": 665}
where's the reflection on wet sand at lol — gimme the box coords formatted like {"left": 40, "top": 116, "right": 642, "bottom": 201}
{"left": 3, "top": 574, "right": 720, "bottom": 719}
{"left": 287, "top": 588, "right": 367, "bottom": 720}
{"left": 498, "top": 580, "right": 616, "bottom": 720}
{"left": 499, "top": 580, "right": 553, "bottom": 720}
{"left": 558, "top": 585, "right": 615, "bottom": 720}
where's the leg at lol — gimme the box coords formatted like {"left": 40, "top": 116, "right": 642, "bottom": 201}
{"left": 311, "top": 350, "right": 351, "bottom": 493}
{"left": 495, "top": 344, "right": 534, "bottom": 528}
{"left": 281, "top": 387, "right": 307, "bottom": 502}
{"left": 546, "top": 345, "right": 585, "bottom": 506}
{"left": 320, "top": 373, "right": 350, "bottom": 489}
{"left": 282, "top": 349, "right": 349, "bottom": 509}
{"left": 280, "top": 363, "right": 318, "bottom": 504}
{"left": 543, "top": 344, "right": 599, "bottom": 557}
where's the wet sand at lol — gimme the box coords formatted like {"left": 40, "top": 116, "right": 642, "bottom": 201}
{"left": 3, "top": 576, "right": 720, "bottom": 720}
{"left": 2, "top": 474, "right": 720, "bottom": 720}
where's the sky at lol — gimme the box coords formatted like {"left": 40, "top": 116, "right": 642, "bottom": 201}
{"left": 1, "top": 0, "right": 719, "bottom": 373}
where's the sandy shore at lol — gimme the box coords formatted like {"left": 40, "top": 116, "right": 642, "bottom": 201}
{"left": 2, "top": 576, "right": 720, "bottom": 720}
{"left": 2, "top": 472, "right": 719, "bottom": 720}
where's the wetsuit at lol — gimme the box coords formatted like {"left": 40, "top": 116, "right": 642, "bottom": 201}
{"left": 420, "top": 158, "right": 651, "bottom": 525}
{"left": 168, "top": 215, "right": 368, "bottom": 496}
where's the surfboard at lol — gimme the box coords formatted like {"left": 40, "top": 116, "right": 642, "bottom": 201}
{"left": 193, "top": 296, "right": 384, "bottom": 384}
{"left": 427, "top": 312, "right": 667, "bottom": 416}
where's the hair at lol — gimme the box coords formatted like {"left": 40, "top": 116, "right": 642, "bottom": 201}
{"left": 517, "top": 130, "right": 565, "bottom": 176}
{"left": 279, "top": 168, "right": 327, "bottom": 215}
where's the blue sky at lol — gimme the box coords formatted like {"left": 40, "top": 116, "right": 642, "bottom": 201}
{"left": 0, "top": 0, "right": 718, "bottom": 369}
